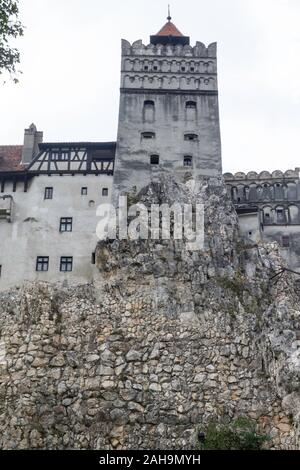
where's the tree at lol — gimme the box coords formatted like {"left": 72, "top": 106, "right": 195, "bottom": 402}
{"left": 0, "top": 0, "right": 24, "bottom": 82}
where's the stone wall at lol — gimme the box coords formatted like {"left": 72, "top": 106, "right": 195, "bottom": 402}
{"left": 0, "top": 178, "right": 299, "bottom": 450}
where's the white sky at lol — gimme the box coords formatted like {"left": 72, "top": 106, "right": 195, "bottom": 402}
{"left": 0, "top": 0, "right": 300, "bottom": 173}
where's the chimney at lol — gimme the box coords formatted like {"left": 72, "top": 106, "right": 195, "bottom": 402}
{"left": 21, "top": 123, "right": 43, "bottom": 165}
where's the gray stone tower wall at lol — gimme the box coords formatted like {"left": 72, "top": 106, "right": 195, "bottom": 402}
{"left": 113, "top": 39, "right": 222, "bottom": 197}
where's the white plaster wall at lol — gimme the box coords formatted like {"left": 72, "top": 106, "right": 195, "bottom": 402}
{"left": 0, "top": 174, "right": 113, "bottom": 291}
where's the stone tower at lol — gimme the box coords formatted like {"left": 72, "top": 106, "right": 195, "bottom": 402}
{"left": 113, "top": 15, "right": 222, "bottom": 198}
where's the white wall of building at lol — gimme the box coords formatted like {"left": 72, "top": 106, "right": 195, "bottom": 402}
{"left": 0, "top": 174, "right": 113, "bottom": 291}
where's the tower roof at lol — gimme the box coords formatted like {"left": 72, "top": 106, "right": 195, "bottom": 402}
{"left": 156, "top": 21, "right": 184, "bottom": 38}
{"left": 150, "top": 7, "right": 190, "bottom": 46}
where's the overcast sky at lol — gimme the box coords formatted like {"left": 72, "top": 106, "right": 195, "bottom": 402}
{"left": 0, "top": 0, "right": 300, "bottom": 173}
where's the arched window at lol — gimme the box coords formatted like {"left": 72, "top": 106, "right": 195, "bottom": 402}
{"left": 144, "top": 100, "right": 155, "bottom": 108}
{"left": 150, "top": 155, "right": 159, "bottom": 165}
{"left": 183, "top": 156, "right": 193, "bottom": 167}
{"left": 185, "top": 101, "right": 197, "bottom": 109}
{"left": 184, "top": 133, "right": 198, "bottom": 142}
{"left": 141, "top": 132, "right": 155, "bottom": 140}
{"left": 276, "top": 206, "right": 285, "bottom": 224}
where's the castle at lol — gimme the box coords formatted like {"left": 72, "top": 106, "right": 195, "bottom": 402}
{"left": 0, "top": 15, "right": 299, "bottom": 291}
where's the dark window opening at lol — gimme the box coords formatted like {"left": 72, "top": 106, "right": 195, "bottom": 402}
{"left": 92, "top": 252, "right": 96, "bottom": 265}
{"left": 186, "top": 101, "right": 197, "bottom": 109}
{"left": 60, "top": 256, "right": 73, "bottom": 272}
{"left": 181, "top": 66, "right": 186, "bottom": 72}
{"left": 282, "top": 236, "right": 290, "bottom": 248}
{"left": 142, "top": 132, "right": 155, "bottom": 139}
{"left": 36, "top": 256, "right": 49, "bottom": 272}
{"left": 0, "top": 265, "right": 2, "bottom": 277}
{"left": 60, "top": 217, "right": 73, "bottom": 232}
{"left": 184, "top": 156, "right": 193, "bottom": 167}
{"left": 150, "top": 155, "right": 159, "bottom": 165}
{"left": 144, "top": 65, "right": 148, "bottom": 71}
{"left": 102, "top": 188, "right": 109, "bottom": 196}
{"left": 44, "top": 187, "right": 53, "bottom": 200}
{"left": 277, "top": 209, "right": 285, "bottom": 222}
{"left": 81, "top": 187, "right": 88, "bottom": 196}
{"left": 190, "top": 67, "right": 195, "bottom": 72}
{"left": 51, "top": 151, "right": 69, "bottom": 161}
{"left": 249, "top": 232, "right": 252, "bottom": 236}
{"left": 144, "top": 100, "right": 155, "bottom": 107}
{"left": 184, "top": 133, "right": 198, "bottom": 142}
{"left": 153, "top": 66, "right": 158, "bottom": 71}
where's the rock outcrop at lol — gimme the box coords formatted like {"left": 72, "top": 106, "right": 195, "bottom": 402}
{"left": 0, "top": 177, "right": 299, "bottom": 449}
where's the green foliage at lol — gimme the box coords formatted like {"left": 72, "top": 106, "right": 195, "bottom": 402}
{"left": 198, "top": 417, "right": 268, "bottom": 450}
{"left": 0, "top": 0, "right": 24, "bottom": 82}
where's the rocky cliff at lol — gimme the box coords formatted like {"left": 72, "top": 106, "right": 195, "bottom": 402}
{"left": 0, "top": 177, "right": 299, "bottom": 449}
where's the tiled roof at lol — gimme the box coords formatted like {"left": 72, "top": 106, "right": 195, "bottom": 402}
{"left": 156, "top": 21, "right": 184, "bottom": 37}
{"left": 0, "top": 146, "right": 24, "bottom": 172}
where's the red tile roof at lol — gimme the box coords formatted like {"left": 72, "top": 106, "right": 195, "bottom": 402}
{"left": 156, "top": 21, "right": 184, "bottom": 37}
{"left": 0, "top": 146, "right": 24, "bottom": 172}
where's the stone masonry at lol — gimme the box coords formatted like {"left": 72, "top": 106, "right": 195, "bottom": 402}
{"left": 0, "top": 177, "right": 299, "bottom": 449}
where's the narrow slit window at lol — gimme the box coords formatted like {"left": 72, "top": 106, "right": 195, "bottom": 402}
{"left": 282, "top": 236, "right": 290, "bottom": 247}
{"left": 44, "top": 187, "right": 53, "bottom": 200}
{"left": 150, "top": 155, "right": 159, "bottom": 165}
{"left": 142, "top": 132, "right": 155, "bottom": 140}
{"left": 81, "top": 187, "right": 88, "bottom": 196}
{"left": 184, "top": 133, "right": 198, "bottom": 142}
{"left": 102, "top": 188, "right": 109, "bottom": 196}
{"left": 184, "top": 156, "right": 193, "bottom": 167}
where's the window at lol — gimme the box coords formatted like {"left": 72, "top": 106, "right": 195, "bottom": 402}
{"left": 61, "top": 151, "right": 69, "bottom": 160}
{"left": 186, "top": 101, "right": 197, "bottom": 109}
{"left": 44, "top": 187, "right": 53, "bottom": 200}
{"left": 141, "top": 132, "right": 155, "bottom": 139}
{"left": 277, "top": 209, "right": 285, "bottom": 223}
{"left": 36, "top": 257, "right": 49, "bottom": 272}
{"left": 282, "top": 236, "right": 290, "bottom": 248}
{"left": 190, "top": 67, "right": 195, "bottom": 72}
{"left": 184, "top": 133, "right": 198, "bottom": 142}
{"left": 60, "top": 217, "right": 73, "bottom": 232}
{"left": 60, "top": 257, "right": 73, "bottom": 272}
{"left": 184, "top": 156, "right": 193, "bottom": 167}
{"left": 144, "top": 100, "right": 155, "bottom": 108}
{"left": 81, "top": 187, "right": 88, "bottom": 196}
{"left": 0, "top": 265, "right": 2, "bottom": 277}
{"left": 102, "top": 188, "right": 108, "bottom": 197}
{"left": 181, "top": 66, "right": 186, "bottom": 72}
{"left": 150, "top": 155, "right": 159, "bottom": 165}
{"left": 51, "top": 151, "right": 69, "bottom": 161}
{"left": 144, "top": 65, "right": 149, "bottom": 71}
{"left": 153, "top": 66, "right": 158, "bottom": 71}
{"left": 91, "top": 252, "right": 96, "bottom": 265}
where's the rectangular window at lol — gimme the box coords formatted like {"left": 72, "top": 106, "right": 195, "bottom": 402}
{"left": 81, "top": 187, "right": 88, "bottom": 196}
{"left": 36, "top": 256, "right": 49, "bottom": 272}
{"left": 91, "top": 252, "right": 96, "bottom": 265}
{"left": 60, "top": 217, "right": 73, "bottom": 232}
{"left": 44, "top": 187, "right": 53, "bottom": 200}
{"left": 102, "top": 188, "right": 108, "bottom": 197}
{"left": 0, "top": 265, "right": 2, "bottom": 277}
{"left": 60, "top": 256, "right": 73, "bottom": 272}
{"left": 282, "top": 236, "right": 290, "bottom": 248}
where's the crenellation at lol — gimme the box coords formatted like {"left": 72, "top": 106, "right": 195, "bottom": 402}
{"left": 122, "top": 40, "right": 217, "bottom": 59}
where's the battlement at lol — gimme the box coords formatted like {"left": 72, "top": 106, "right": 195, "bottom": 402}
{"left": 121, "top": 40, "right": 217, "bottom": 92}
{"left": 121, "top": 39, "right": 217, "bottom": 58}
{"left": 224, "top": 168, "right": 300, "bottom": 182}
